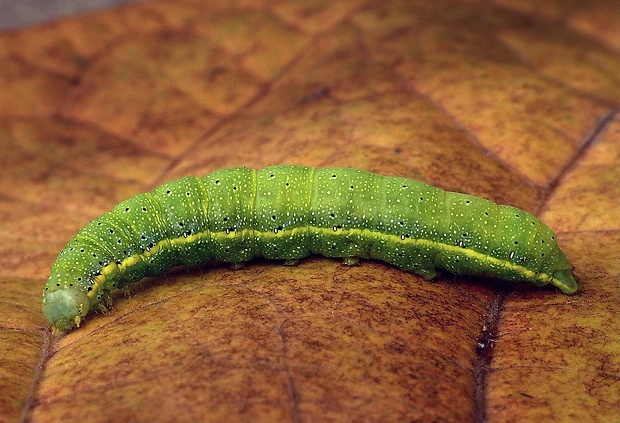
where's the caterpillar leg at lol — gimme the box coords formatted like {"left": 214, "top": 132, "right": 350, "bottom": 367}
{"left": 230, "top": 262, "right": 245, "bottom": 270}
{"left": 96, "top": 303, "right": 110, "bottom": 313}
{"left": 283, "top": 259, "right": 299, "bottom": 266}
{"left": 121, "top": 287, "right": 132, "bottom": 298}
{"left": 95, "top": 292, "right": 115, "bottom": 314}
{"left": 103, "top": 293, "right": 114, "bottom": 307}
{"left": 342, "top": 257, "right": 360, "bottom": 266}
{"left": 413, "top": 266, "right": 437, "bottom": 280}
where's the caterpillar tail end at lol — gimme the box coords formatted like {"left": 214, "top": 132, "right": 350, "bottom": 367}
{"left": 551, "top": 269, "right": 578, "bottom": 294}
{"left": 42, "top": 287, "right": 90, "bottom": 331}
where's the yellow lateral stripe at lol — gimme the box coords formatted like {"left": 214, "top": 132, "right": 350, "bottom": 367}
{"left": 89, "top": 226, "right": 559, "bottom": 299}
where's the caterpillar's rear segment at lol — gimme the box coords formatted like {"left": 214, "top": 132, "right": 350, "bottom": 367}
{"left": 551, "top": 269, "right": 578, "bottom": 294}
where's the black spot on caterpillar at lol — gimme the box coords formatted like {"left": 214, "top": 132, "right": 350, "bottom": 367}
{"left": 42, "top": 165, "right": 577, "bottom": 330}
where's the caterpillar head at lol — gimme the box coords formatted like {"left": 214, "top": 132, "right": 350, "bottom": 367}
{"left": 42, "top": 287, "right": 90, "bottom": 330}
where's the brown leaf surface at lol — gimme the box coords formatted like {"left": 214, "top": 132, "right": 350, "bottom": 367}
{"left": 1, "top": 1, "right": 619, "bottom": 422}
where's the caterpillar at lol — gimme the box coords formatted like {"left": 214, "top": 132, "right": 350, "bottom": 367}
{"left": 42, "top": 165, "right": 577, "bottom": 330}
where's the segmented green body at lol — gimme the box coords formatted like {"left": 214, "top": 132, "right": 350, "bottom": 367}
{"left": 42, "top": 165, "right": 577, "bottom": 330}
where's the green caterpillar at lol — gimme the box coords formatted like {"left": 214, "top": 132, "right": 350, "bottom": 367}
{"left": 42, "top": 165, "right": 577, "bottom": 330}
